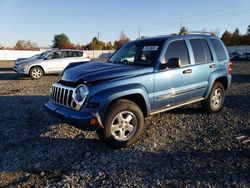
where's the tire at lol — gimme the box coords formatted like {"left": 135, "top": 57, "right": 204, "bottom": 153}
{"left": 97, "top": 99, "right": 144, "bottom": 149}
{"left": 201, "top": 82, "right": 225, "bottom": 113}
{"left": 29, "top": 67, "right": 43, "bottom": 79}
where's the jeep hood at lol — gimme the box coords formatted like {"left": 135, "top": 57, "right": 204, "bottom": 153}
{"left": 62, "top": 61, "right": 153, "bottom": 83}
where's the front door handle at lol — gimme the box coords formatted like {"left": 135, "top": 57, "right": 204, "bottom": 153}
{"left": 183, "top": 69, "right": 192, "bottom": 74}
{"left": 209, "top": 64, "right": 216, "bottom": 68}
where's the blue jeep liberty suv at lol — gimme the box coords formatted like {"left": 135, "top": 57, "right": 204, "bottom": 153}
{"left": 45, "top": 33, "right": 232, "bottom": 149}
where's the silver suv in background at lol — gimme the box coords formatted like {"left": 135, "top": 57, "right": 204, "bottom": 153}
{"left": 14, "top": 49, "right": 91, "bottom": 79}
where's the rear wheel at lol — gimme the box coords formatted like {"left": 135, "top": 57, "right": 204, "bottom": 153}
{"left": 201, "top": 82, "right": 225, "bottom": 113}
{"left": 30, "top": 67, "right": 43, "bottom": 79}
{"left": 97, "top": 99, "right": 144, "bottom": 149}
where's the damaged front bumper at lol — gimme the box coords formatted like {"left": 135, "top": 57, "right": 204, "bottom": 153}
{"left": 45, "top": 101, "right": 103, "bottom": 131}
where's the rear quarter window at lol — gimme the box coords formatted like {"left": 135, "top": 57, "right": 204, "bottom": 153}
{"left": 190, "top": 39, "right": 212, "bottom": 64}
{"left": 77, "top": 51, "right": 83, "bottom": 57}
{"left": 210, "top": 39, "right": 227, "bottom": 61}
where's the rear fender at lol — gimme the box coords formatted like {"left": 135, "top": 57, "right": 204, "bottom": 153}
{"left": 204, "top": 70, "right": 229, "bottom": 98}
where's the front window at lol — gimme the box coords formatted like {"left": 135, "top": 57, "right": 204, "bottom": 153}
{"left": 47, "top": 51, "right": 63, "bottom": 59}
{"left": 108, "top": 40, "right": 164, "bottom": 66}
{"left": 38, "top": 50, "right": 53, "bottom": 59}
{"left": 164, "top": 40, "right": 190, "bottom": 67}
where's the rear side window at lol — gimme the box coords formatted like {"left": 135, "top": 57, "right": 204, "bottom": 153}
{"left": 73, "top": 51, "right": 83, "bottom": 57}
{"left": 190, "top": 39, "right": 212, "bottom": 64}
{"left": 210, "top": 39, "right": 227, "bottom": 61}
{"left": 63, "top": 51, "right": 83, "bottom": 58}
{"left": 165, "top": 40, "right": 190, "bottom": 66}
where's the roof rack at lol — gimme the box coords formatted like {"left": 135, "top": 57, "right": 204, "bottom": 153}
{"left": 183, "top": 31, "right": 214, "bottom": 36}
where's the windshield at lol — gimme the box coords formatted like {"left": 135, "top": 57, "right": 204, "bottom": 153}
{"left": 37, "top": 50, "right": 53, "bottom": 59}
{"left": 30, "top": 53, "right": 41, "bottom": 59}
{"left": 108, "top": 40, "right": 164, "bottom": 66}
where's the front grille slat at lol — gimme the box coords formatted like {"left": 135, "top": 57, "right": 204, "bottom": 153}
{"left": 64, "top": 89, "right": 68, "bottom": 105}
{"left": 53, "top": 86, "right": 56, "bottom": 100}
{"left": 55, "top": 87, "right": 58, "bottom": 102}
{"left": 61, "top": 88, "right": 66, "bottom": 105}
{"left": 57, "top": 88, "right": 61, "bottom": 103}
{"left": 68, "top": 90, "right": 73, "bottom": 106}
{"left": 51, "top": 84, "right": 74, "bottom": 108}
{"left": 60, "top": 88, "right": 64, "bottom": 104}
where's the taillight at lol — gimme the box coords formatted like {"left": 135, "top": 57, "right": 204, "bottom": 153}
{"left": 228, "top": 61, "right": 232, "bottom": 74}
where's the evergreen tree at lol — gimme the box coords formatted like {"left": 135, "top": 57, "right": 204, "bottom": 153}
{"left": 247, "top": 25, "right": 250, "bottom": 35}
{"left": 52, "top": 33, "right": 73, "bottom": 49}
{"left": 221, "top": 31, "right": 232, "bottom": 46}
{"left": 85, "top": 37, "right": 105, "bottom": 50}
{"left": 105, "top": 42, "right": 114, "bottom": 50}
{"left": 231, "top": 28, "right": 241, "bottom": 46}
{"left": 179, "top": 26, "right": 188, "bottom": 35}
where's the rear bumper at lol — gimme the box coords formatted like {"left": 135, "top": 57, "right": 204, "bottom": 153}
{"left": 44, "top": 101, "right": 99, "bottom": 131}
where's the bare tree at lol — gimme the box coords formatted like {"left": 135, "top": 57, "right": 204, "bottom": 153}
{"left": 15, "top": 40, "right": 38, "bottom": 50}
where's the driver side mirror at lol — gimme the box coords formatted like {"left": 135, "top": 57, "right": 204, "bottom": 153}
{"left": 160, "top": 58, "right": 181, "bottom": 70}
{"left": 166, "top": 58, "right": 181, "bottom": 69}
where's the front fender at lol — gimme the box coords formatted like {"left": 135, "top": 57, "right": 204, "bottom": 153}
{"left": 204, "top": 69, "right": 231, "bottom": 98}
{"left": 88, "top": 84, "right": 151, "bottom": 118}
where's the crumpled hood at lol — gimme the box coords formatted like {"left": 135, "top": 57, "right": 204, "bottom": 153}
{"left": 62, "top": 61, "right": 154, "bottom": 83}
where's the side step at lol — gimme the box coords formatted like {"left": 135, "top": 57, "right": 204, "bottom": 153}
{"left": 150, "top": 97, "right": 204, "bottom": 115}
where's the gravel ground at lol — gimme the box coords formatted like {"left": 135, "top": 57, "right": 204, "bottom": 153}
{"left": 0, "top": 61, "right": 249, "bottom": 187}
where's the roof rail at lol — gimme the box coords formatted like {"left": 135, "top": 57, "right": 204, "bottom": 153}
{"left": 183, "top": 31, "right": 214, "bottom": 36}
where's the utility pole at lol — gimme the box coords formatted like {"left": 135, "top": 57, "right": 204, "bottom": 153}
{"left": 138, "top": 26, "right": 141, "bottom": 39}
{"left": 180, "top": 17, "right": 183, "bottom": 29}
{"left": 97, "top": 32, "right": 100, "bottom": 40}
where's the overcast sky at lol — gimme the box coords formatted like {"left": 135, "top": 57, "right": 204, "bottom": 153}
{"left": 0, "top": 0, "right": 250, "bottom": 47}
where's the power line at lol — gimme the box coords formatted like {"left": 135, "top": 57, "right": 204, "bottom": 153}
{"left": 97, "top": 32, "right": 100, "bottom": 40}
{"left": 180, "top": 17, "right": 183, "bottom": 29}
{"left": 185, "top": 9, "right": 250, "bottom": 26}
{"left": 94, "top": 2, "right": 250, "bottom": 38}
{"left": 140, "top": 1, "right": 250, "bottom": 29}
{"left": 141, "top": 8, "right": 250, "bottom": 34}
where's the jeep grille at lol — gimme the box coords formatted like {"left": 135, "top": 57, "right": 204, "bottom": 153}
{"left": 51, "top": 84, "right": 74, "bottom": 108}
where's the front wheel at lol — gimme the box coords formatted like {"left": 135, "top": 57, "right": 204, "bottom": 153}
{"left": 29, "top": 67, "right": 43, "bottom": 79}
{"left": 201, "top": 82, "right": 225, "bottom": 113}
{"left": 97, "top": 99, "right": 144, "bottom": 149}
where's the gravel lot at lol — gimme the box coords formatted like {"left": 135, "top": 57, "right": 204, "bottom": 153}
{"left": 0, "top": 61, "right": 249, "bottom": 187}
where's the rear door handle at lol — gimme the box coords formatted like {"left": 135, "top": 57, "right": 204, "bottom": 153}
{"left": 209, "top": 64, "right": 216, "bottom": 68}
{"left": 183, "top": 69, "right": 192, "bottom": 74}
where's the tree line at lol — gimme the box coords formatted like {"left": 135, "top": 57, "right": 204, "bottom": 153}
{"left": 7, "top": 25, "right": 250, "bottom": 50}
{"left": 13, "top": 31, "right": 130, "bottom": 50}
{"left": 179, "top": 25, "right": 250, "bottom": 46}
{"left": 221, "top": 25, "right": 250, "bottom": 46}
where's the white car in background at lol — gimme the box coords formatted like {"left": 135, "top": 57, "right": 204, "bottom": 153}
{"left": 14, "top": 49, "right": 91, "bottom": 79}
